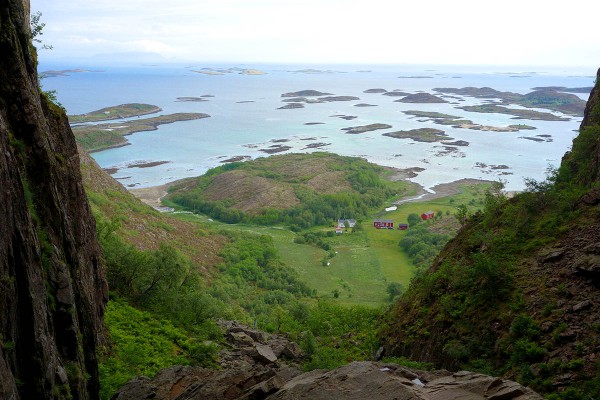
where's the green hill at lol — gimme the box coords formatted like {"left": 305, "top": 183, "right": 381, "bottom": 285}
{"left": 379, "top": 70, "right": 600, "bottom": 398}
{"left": 165, "top": 152, "right": 416, "bottom": 228}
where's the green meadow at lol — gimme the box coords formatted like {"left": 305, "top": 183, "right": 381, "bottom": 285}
{"left": 174, "top": 181, "right": 489, "bottom": 307}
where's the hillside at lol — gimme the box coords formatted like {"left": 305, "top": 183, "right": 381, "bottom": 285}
{"left": 379, "top": 69, "right": 600, "bottom": 398}
{"left": 166, "top": 152, "right": 416, "bottom": 227}
{"left": 79, "top": 150, "right": 226, "bottom": 275}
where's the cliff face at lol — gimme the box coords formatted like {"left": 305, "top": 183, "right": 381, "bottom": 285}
{"left": 0, "top": 1, "right": 108, "bottom": 399}
{"left": 379, "top": 69, "right": 600, "bottom": 395}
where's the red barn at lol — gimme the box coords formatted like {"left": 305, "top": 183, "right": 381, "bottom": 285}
{"left": 397, "top": 223, "right": 409, "bottom": 230}
{"left": 421, "top": 211, "right": 435, "bottom": 220}
{"left": 373, "top": 219, "right": 394, "bottom": 229}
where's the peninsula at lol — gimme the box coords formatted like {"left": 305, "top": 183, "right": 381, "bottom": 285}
{"left": 68, "top": 103, "right": 162, "bottom": 123}
{"left": 72, "top": 112, "right": 209, "bottom": 152}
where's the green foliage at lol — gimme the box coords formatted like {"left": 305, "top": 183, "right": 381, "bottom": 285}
{"left": 99, "top": 299, "right": 219, "bottom": 399}
{"left": 30, "top": 11, "right": 52, "bottom": 50}
{"left": 167, "top": 153, "right": 407, "bottom": 229}
{"left": 399, "top": 223, "right": 452, "bottom": 268}
{"left": 407, "top": 213, "right": 421, "bottom": 226}
{"left": 386, "top": 282, "right": 404, "bottom": 301}
{"left": 455, "top": 204, "right": 469, "bottom": 226}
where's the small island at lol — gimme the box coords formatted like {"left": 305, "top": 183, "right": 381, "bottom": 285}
{"left": 302, "top": 142, "right": 331, "bottom": 150}
{"left": 434, "top": 87, "right": 585, "bottom": 116}
{"left": 278, "top": 103, "right": 304, "bottom": 110}
{"left": 530, "top": 86, "right": 593, "bottom": 94}
{"left": 192, "top": 67, "right": 267, "bottom": 75}
{"left": 364, "top": 88, "right": 387, "bottom": 93}
{"left": 458, "top": 104, "right": 570, "bottom": 121}
{"left": 383, "top": 128, "right": 451, "bottom": 143}
{"left": 382, "top": 91, "right": 410, "bottom": 97}
{"left": 39, "top": 68, "right": 94, "bottom": 78}
{"left": 394, "top": 93, "right": 447, "bottom": 103}
{"left": 68, "top": 103, "right": 161, "bottom": 123}
{"left": 403, "top": 110, "right": 537, "bottom": 131}
{"left": 281, "top": 90, "right": 333, "bottom": 97}
{"left": 342, "top": 123, "right": 392, "bottom": 134}
{"left": 175, "top": 97, "right": 209, "bottom": 102}
{"left": 259, "top": 144, "right": 292, "bottom": 154}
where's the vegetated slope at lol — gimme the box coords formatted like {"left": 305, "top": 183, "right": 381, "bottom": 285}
{"left": 79, "top": 150, "right": 226, "bottom": 276}
{"left": 0, "top": 2, "right": 107, "bottom": 399}
{"left": 166, "top": 152, "right": 414, "bottom": 228}
{"left": 380, "top": 69, "right": 600, "bottom": 398}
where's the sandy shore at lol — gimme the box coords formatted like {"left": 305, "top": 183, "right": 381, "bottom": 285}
{"left": 129, "top": 182, "right": 173, "bottom": 208}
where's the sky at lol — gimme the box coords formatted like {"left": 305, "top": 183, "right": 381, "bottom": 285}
{"left": 30, "top": 0, "right": 600, "bottom": 67}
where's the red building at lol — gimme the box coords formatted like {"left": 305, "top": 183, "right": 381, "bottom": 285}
{"left": 373, "top": 219, "right": 394, "bottom": 229}
{"left": 397, "top": 223, "right": 409, "bottom": 230}
{"left": 421, "top": 211, "right": 435, "bottom": 220}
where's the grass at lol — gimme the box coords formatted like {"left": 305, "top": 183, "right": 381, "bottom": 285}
{"left": 170, "top": 181, "right": 489, "bottom": 307}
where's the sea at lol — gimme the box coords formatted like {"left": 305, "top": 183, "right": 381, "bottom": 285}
{"left": 38, "top": 62, "right": 595, "bottom": 193}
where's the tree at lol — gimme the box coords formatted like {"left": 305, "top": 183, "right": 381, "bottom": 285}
{"left": 386, "top": 282, "right": 404, "bottom": 301}
{"left": 407, "top": 213, "right": 421, "bottom": 226}
{"left": 30, "top": 11, "right": 52, "bottom": 50}
{"left": 455, "top": 204, "right": 469, "bottom": 227}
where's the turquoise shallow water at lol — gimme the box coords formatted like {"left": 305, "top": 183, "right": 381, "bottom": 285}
{"left": 40, "top": 63, "right": 593, "bottom": 192}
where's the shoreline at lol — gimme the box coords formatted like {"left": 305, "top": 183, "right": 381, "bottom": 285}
{"left": 393, "top": 178, "right": 493, "bottom": 205}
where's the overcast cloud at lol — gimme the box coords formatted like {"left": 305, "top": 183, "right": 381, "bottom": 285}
{"left": 30, "top": 0, "right": 600, "bottom": 66}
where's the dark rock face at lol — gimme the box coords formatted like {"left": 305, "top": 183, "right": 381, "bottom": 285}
{"left": 0, "top": 1, "right": 108, "bottom": 399}
{"left": 113, "top": 361, "right": 542, "bottom": 400}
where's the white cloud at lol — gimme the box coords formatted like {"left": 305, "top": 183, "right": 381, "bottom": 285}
{"left": 31, "top": 0, "right": 600, "bottom": 66}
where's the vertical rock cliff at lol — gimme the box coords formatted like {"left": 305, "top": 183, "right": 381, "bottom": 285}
{"left": 0, "top": 1, "right": 108, "bottom": 399}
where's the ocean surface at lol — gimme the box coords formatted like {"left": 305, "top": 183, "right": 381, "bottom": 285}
{"left": 39, "top": 62, "right": 595, "bottom": 192}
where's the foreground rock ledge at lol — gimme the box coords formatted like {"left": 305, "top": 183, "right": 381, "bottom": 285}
{"left": 113, "top": 361, "right": 542, "bottom": 399}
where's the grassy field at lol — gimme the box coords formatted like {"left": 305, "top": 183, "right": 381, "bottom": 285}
{"left": 171, "top": 181, "right": 489, "bottom": 307}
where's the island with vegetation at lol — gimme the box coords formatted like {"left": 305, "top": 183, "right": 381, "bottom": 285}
{"left": 403, "top": 110, "right": 536, "bottom": 131}
{"left": 342, "top": 123, "right": 392, "bottom": 134}
{"left": 72, "top": 111, "right": 209, "bottom": 152}
{"left": 192, "top": 67, "right": 267, "bottom": 75}
{"left": 281, "top": 90, "right": 333, "bottom": 97}
{"left": 394, "top": 93, "right": 447, "bottom": 103}
{"left": 434, "top": 87, "right": 586, "bottom": 116}
{"left": 383, "top": 128, "right": 451, "bottom": 142}
{"left": 68, "top": 103, "right": 162, "bottom": 123}
{"left": 458, "top": 104, "right": 570, "bottom": 121}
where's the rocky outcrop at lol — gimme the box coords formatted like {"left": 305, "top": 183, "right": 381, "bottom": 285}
{"left": 113, "top": 322, "right": 541, "bottom": 399}
{"left": 218, "top": 321, "right": 305, "bottom": 369}
{"left": 113, "top": 361, "right": 542, "bottom": 400}
{"left": 0, "top": 1, "right": 108, "bottom": 399}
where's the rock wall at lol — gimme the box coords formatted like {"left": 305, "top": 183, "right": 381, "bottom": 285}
{"left": 0, "top": 1, "right": 108, "bottom": 399}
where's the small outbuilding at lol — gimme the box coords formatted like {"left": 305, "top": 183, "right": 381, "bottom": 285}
{"left": 338, "top": 219, "right": 356, "bottom": 228}
{"left": 373, "top": 219, "right": 394, "bottom": 229}
{"left": 421, "top": 211, "right": 435, "bottom": 220}
{"left": 397, "top": 223, "right": 409, "bottom": 230}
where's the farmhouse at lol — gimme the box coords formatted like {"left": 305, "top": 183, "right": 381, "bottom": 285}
{"left": 373, "top": 219, "right": 394, "bottom": 229}
{"left": 421, "top": 210, "right": 435, "bottom": 220}
{"left": 338, "top": 219, "right": 356, "bottom": 228}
